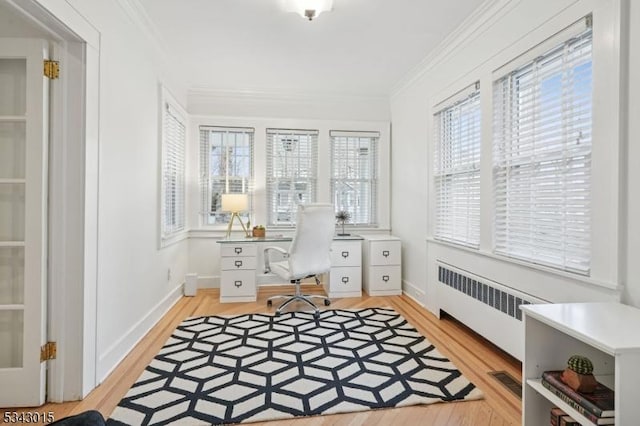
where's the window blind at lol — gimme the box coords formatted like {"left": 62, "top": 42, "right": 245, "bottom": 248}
{"left": 266, "top": 128, "right": 318, "bottom": 226}
{"left": 162, "top": 102, "right": 186, "bottom": 237}
{"left": 200, "top": 126, "right": 254, "bottom": 225}
{"left": 493, "top": 18, "right": 592, "bottom": 274}
{"left": 433, "top": 83, "right": 481, "bottom": 248}
{"left": 330, "top": 131, "right": 379, "bottom": 226}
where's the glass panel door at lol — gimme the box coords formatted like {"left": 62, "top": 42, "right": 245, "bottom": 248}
{"left": 0, "top": 57, "right": 27, "bottom": 370}
{"left": 0, "top": 38, "right": 48, "bottom": 407}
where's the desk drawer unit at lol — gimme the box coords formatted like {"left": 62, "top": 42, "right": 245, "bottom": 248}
{"left": 324, "top": 240, "right": 362, "bottom": 298}
{"left": 220, "top": 270, "right": 255, "bottom": 299}
{"left": 328, "top": 267, "right": 362, "bottom": 295}
{"left": 220, "top": 242, "right": 257, "bottom": 303}
{"left": 330, "top": 242, "right": 361, "bottom": 267}
{"left": 368, "top": 265, "right": 402, "bottom": 293}
{"left": 221, "top": 256, "right": 257, "bottom": 271}
{"left": 363, "top": 236, "right": 402, "bottom": 296}
{"left": 221, "top": 244, "right": 257, "bottom": 258}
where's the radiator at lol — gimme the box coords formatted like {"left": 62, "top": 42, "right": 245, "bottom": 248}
{"left": 436, "top": 262, "right": 546, "bottom": 360}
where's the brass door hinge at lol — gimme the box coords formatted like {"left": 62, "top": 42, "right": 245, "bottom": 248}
{"left": 40, "top": 342, "right": 57, "bottom": 362}
{"left": 44, "top": 60, "right": 60, "bottom": 79}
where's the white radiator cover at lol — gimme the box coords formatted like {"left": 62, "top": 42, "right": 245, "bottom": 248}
{"left": 436, "top": 262, "right": 546, "bottom": 360}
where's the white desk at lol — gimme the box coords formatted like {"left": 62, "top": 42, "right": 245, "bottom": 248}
{"left": 216, "top": 235, "right": 363, "bottom": 303}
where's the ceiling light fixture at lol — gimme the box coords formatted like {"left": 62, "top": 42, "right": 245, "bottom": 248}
{"left": 282, "top": 0, "right": 333, "bottom": 21}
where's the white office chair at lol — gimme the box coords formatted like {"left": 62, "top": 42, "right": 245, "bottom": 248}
{"left": 264, "top": 203, "right": 335, "bottom": 317}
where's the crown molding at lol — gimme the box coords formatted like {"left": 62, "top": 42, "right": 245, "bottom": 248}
{"left": 187, "top": 87, "right": 391, "bottom": 121}
{"left": 391, "top": 0, "right": 519, "bottom": 98}
{"left": 115, "top": 0, "right": 168, "bottom": 61}
{"left": 115, "top": 0, "right": 190, "bottom": 100}
{"left": 188, "top": 87, "right": 389, "bottom": 104}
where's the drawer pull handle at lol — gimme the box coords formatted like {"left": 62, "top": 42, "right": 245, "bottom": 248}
{"left": 234, "top": 280, "right": 242, "bottom": 288}
{"left": 234, "top": 247, "right": 242, "bottom": 254}
{"left": 234, "top": 260, "right": 243, "bottom": 268}
{"left": 382, "top": 250, "right": 390, "bottom": 258}
{"left": 341, "top": 251, "right": 349, "bottom": 258}
{"left": 341, "top": 276, "right": 349, "bottom": 284}
{"left": 382, "top": 275, "right": 390, "bottom": 282}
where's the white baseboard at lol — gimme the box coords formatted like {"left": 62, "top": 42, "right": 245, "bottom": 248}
{"left": 96, "top": 284, "right": 183, "bottom": 382}
{"left": 402, "top": 279, "right": 428, "bottom": 307}
{"left": 198, "top": 276, "right": 218, "bottom": 288}
{"left": 257, "top": 274, "right": 288, "bottom": 285}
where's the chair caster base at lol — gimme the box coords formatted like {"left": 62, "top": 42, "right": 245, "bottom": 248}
{"left": 324, "top": 299, "right": 331, "bottom": 306}
{"left": 267, "top": 300, "right": 272, "bottom": 307}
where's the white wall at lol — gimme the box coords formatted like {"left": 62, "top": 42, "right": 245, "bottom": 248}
{"left": 55, "top": 0, "right": 190, "bottom": 382}
{"left": 625, "top": 0, "right": 640, "bottom": 307}
{"left": 188, "top": 89, "right": 390, "bottom": 122}
{"left": 390, "top": 0, "right": 628, "bottom": 315}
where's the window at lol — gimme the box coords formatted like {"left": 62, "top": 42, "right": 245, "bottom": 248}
{"left": 493, "top": 17, "right": 592, "bottom": 274}
{"left": 433, "top": 83, "right": 481, "bottom": 248}
{"left": 266, "top": 129, "right": 318, "bottom": 226}
{"left": 161, "top": 97, "right": 186, "bottom": 239}
{"left": 330, "top": 131, "right": 379, "bottom": 226}
{"left": 200, "top": 127, "right": 254, "bottom": 225}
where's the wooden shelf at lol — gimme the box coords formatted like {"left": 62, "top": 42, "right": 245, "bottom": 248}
{"left": 0, "top": 242, "right": 25, "bottom": 247}
{"left": 0, "top": 115, "right": 26, "bottom": 122}
{"left": 0, "top": 305, "right": 25, "bottom": 311}
{"left": 527, "top": 379, "right": 613, "bottom": 425}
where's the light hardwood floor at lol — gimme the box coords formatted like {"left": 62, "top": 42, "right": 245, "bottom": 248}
{"left": 2, "top": 287, "right": 523, "bottom": 425}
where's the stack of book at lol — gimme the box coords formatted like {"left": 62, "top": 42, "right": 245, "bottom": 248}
{"left": 551, "top": 407, "right": 579, "bottom": 426}
{"left": 542, "top": 370, "right": 615, "bottom": 425}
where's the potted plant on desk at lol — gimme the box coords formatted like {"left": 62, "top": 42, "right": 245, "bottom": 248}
{"left": 252, "top": 225, "right": 266, "bottom": 238}
{"left": 335, "top": 210, "right": 351, "bottom": 236}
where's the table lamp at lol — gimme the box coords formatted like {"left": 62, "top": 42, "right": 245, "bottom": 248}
{"left": 221, "top": 193, "right": 250, "bottom": 238}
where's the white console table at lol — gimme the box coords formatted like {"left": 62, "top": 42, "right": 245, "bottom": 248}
{"left": 521, "top": 302, "right": 640, "bottom": 426}
{"left": 217, "top": 235, "right": 363, "bottom": 303}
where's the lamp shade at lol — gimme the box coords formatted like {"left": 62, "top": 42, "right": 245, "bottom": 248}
{"left": 221, "top": 193, "right": 248, "bottom": 212}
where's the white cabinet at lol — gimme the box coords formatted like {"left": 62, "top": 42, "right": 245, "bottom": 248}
{"left": 324, "top": 239, "right": 362, "bottom": 298}
{"left": 521, "top": 302, "right": 640, "bottom": 426}
{"left": 219, "top": 242, "right": 257, "bottom": 303}
{"left": 362, "top": 235, "right": 402, "bottom": 296}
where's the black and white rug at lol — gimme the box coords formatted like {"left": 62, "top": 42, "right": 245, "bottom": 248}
{"left": 108, "top": 308, "right": 482, "bottom": 425}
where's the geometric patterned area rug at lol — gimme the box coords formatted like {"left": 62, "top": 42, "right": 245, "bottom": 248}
{"left": 107, "top": 308, "right": 482, "bottom": 425}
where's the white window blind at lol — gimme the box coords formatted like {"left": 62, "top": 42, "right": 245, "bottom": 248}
{"left": 200, "top": 127, "right": 254, "bottom": 225}
{"left": 161, "top": 102, "right": 186, "bottom": 237}
{"left": 330, "top": 131, "right": 379, "bottom": 226}
{"left": 493, "top": 17, "right": 592, "bottom": 274}
{"left": 433, "top": 83, "right": 481, "bottom": 248}
{"left": 266, "top": 128, "right": 318, "bottom": 226}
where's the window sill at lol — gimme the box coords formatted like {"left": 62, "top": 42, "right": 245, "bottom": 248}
{"left": 426, "top": 237, "right": 621, "bottom": 292}
{"left": 189, "top": 228, "right": 248, "bottom": 239}
{"left": 159, "top": 230, "right": 188, "bottom": 248}
{"left": 189, "top": 226, "right": 392, "bottom": 239}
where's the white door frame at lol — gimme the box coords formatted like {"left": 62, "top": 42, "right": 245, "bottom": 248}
{"left": 5, "top": 0, "right": 101, "bottom": 401}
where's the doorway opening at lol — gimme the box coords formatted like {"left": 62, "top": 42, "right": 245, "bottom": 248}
{"left": 0, "top": 0, "right": 99, "bottom": 406}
